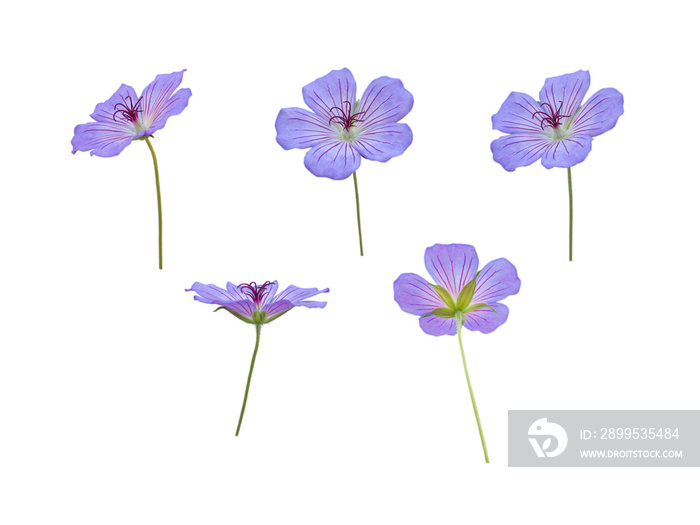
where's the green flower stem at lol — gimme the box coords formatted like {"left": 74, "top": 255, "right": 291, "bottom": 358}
{"left": 144, "top": 136, "right": 162, "bottom": 269}
{"left": 236, "top": 324, "right": 262, "bottom": 436}
{"left": 457, "top": 319, "right": 490, "bottom": 463}
{"left": 352, "top": 171, "right": 364, "bottom": 256}
{"left": 568, "top": 167, "right": 573, "bottom": 262}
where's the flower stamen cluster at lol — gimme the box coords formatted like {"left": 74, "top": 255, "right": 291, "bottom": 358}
{"left": 112, "top": 95, "right": 144, "bottom": 123}
{"left": 239, "top": 281, "right": 275, "bottom": 308}
{"left": 328, "top": 100, "right": 367, "bottom": 131}
{"left": 531, "top": 100, "right": 570, "bottom": 130}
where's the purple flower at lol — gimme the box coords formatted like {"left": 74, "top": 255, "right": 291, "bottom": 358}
{"left": 491, "top": 70, "right": 623, "bottom": 171}
{"left": 394, "top": 243, "right": 520, "bottom": 462}
{"left": 186, "top": 280, "right": 329, "bottom": 325}
{"left": 394, "top": 244, "right": 521, "bottom": 336}
{"left": 72, "top": 70, "right": 192, "bottom": 157}
{"left": 71, "top": 70, "right": 191, "bottom": 269}
{"left": 275, "top": 68, "right": 413, "bottom": 180}
{"left": 186, "top": 280, "right": 329, "bottom": 436}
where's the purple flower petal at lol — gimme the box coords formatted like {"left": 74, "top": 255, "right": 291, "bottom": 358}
{"left": 222, "top": 300, "right": 257, "bottom": 321}
{"left": 73, "top": 84, "right": 143, "bottom": 156}
{"left": 419, "top": 315, "right": 457, "bottom": 337}
{"left": 463, "top": 303, "right": 509, "bottom": 334}
{"left": 540, "top": 134, "right": 593, "bottom": 169}
{"left": 71, "top": 121, "right": 136, "bottom": 157}
{"left": 490, "top": 133, "right": 550, "bottom": 172}
{"left": 303, "top": 140, "right": 361, "bottom": 180}
{"left": 263, "top": 299, "right": 295, "bottom": 319}
{"left": 491, "top": 131, "right": 594, "bottom": 171}
{"left": 569, "top": 87, "right": 624, "bottom": 138}
{"left": 492, "top": 91, "right": 546, "bottom": 135}
{"left": 186, "top": 282, "right": 257, "bottom": 322}
{"left": 225, "top": 282, "right": 249, "bottom": 301}
{"left": 424, "top": 244, "right": 479, "bottom": 299}
{"left": 187, "top": 282, "right": 244, "bottom": 304}
{"left": 538, "top": 70, "right": 590, "bottom": 121}
{"left": 353, "top": 123, "right": 413, "bottom": 162}
{"left": 257, "top": 280, "right": 279, "bottom": 308}
{"left": 471, "top": 258, "right": 521, "bottom": 305}
{"left": 221, "top": 300, "right": 255, "bottom": 321}
{"left": 275, "top": 107, "right": 335, "bottom": 150}
{"left": 294, "top": 301, "right": 327, "bottom": 309}
{"left": 89, "top": 84, "right": 140, "bottom": 123}
{"left": 302, "top": 68, "right": 357, "bottom": 123}
{"left": 393, "top": 273, "right": 445, "bottom": 315}
{"left": 273, "top": 285, "right": 329, "bottom": 308}
{"left": 356, "top": 76, "right": 414, "bottom": 129}
{"left": 139, "top": 70, "right": 192, "bottom": 135}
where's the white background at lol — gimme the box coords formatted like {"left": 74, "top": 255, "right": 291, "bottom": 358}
{"left": 1, "top": 0, "right": 698, "bottom": 523}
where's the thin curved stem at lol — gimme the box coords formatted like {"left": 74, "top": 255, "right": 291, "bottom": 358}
{"left": 144, "top": 136, "right": 162, "bottom": 269}
{"left": 568, "top": 167, "right": 573, "bottom": 262}
{"left": 236, "top": 324, "right": 262, "bottom": 436}
{"left": 352, "top": 171, "right": 364, "bottom": 256}
{"left": 457, "top": 321, "right": 490, "bottom": 463}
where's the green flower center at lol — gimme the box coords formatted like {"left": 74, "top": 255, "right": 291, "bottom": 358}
{"left": 551, "top": 125, "right": 568, "bottom": 141}
{"left": 424, "top": 277, "right": 496, "bottom": 320}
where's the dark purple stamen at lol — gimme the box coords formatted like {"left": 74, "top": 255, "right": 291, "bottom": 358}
{"left": 328, "top": 100, "right": 367, "bottom": 131}
{"left": 112, "top": 95, "right": 143, "bottom": 123}
{"left": 531, "top": 101, "right": 570, "bottom": 130}
{"left": 239, "top": 281, "right": 275, "bottom": 307}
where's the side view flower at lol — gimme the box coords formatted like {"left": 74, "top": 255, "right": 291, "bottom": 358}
{"left": 394, "top": 244, "right": 521, "bottom": 462}
{"left": 275, "top": 68, "right": 413, "bottom": 255}
{"left": 72, "top": 70, "right": 192, "bottom": 269}
{"left": 186, "top": 280, "right": 329, "bottom": 435}
{"left": 491, "top": 70, "right": 623, "bottom": 260}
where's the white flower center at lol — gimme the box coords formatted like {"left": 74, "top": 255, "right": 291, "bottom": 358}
{"left": 340, "top": 126, "right": 359, "bottom": 143}
{"left": 551, "top": 125, "right": 568, "bottom": 141}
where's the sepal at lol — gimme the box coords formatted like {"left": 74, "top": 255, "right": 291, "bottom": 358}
{"left": 430, "top": 284, "right": 456, "bottom": 309}
{"left": 464, "top": 302, "right": 497, "bottom": 314}
{"left": 455, "top": 279, "right": 476, "bottom": 311}
{"left": 264, "top": 307, "right": 293, "bottom": 324}
{"left": 214, "top": 306, "right": 255, "bottom": 324}
{"left": 423, "top": 307, "right": 456, "bottom": 319}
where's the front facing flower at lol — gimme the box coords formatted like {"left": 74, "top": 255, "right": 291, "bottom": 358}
{"left": 490, "top": 70, "right": 623, "bottom": 171}
{"left": 186, "top": 280, "right": 329, "bottom": 324}
{"left": 71, "top": 70, "right": 192, "bottom": 157}
{"left": 394, "top": 244, "right": 521, "bottom": 336}
{"left": 275, "top": 68, "right": 414, "bottom": 180}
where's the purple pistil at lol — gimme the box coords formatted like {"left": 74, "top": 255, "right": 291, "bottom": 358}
{"left": 531, "top": 101, "right": 570, "bottom": 130}
{"left": 328, "top": 100, "right": 367, "bottom": 131}
{"left": 239, "top": 281, "right": 275, "bottom": 307}
{"left": 112, "top": 95, "right": 143, "bottom": 123}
